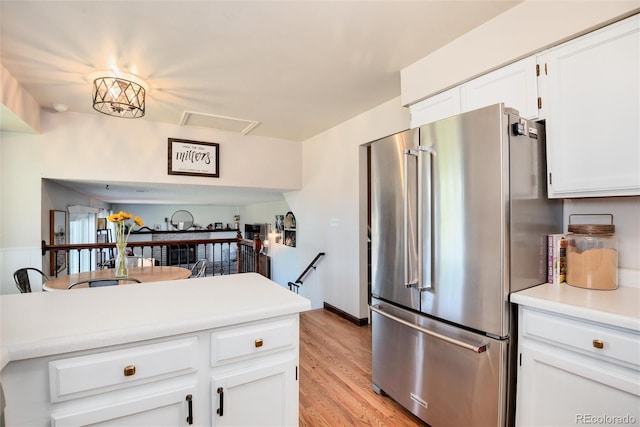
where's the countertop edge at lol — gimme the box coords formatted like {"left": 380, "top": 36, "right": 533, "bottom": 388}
{"left": 3, "top": 300, "right": 311, "bottom": 365}
{"left": 511, "top": 283, "right": 640, "bottom": 332}
{"left": 1, "top": 274, "right": 312, "bottom": 369}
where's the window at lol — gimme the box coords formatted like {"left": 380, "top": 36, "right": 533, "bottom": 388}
{"left": 68, "top": 206, "right": 99, "bottom": 272}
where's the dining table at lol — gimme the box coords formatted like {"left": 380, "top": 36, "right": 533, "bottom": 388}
{"left": 42, "top": 266, "right": 193, "bottom": 291}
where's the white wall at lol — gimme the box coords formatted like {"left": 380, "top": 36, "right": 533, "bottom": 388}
{"left": 2, "top": 179, "right": 110, "bottom": 294}
{"left": 109, "top": 200, "right": 291, "bottom": 236}
{"left": 0, "top": 110, "right": 301, "bottom": 292}
{"left": 239, "top": 200, "right": 290, "bottom": 231}
{"left": 111, "top": 204, "right": 240, "bottom": 232}
{"left": 0, "top": 63, "right": 41, "bottom": 132}
{"left": 238, "top": 200, "right": 297, "bottom": 290}
{"left": 289, "top": 97, "right": 409, "bottom": 317}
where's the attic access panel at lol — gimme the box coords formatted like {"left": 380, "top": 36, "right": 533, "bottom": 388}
{"left": 179, "top": 111, "right": 259, "bottom": 135}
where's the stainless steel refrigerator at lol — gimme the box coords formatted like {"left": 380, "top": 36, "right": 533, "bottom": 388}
{"left": 369, "top": 104, "right": 562, "bottom": 427}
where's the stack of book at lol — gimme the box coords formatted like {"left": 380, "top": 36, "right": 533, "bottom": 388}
{"left": 547, "top": 234, "right": 567, "bottom": 284}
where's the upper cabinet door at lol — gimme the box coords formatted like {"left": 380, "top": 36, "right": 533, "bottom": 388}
{"left": 545, "top": 14, "right": 640, "bottom": 198}
{"left": 460, "top": 56, "right": 539, "bottom": 119}
{"left": 409, "top": 87, "right": 461, "bottom": 128}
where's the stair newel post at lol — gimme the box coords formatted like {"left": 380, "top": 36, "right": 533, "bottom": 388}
{"left": 236, "top": 231, "right": 242, "bottom": 274}
{"left": 253, "top": 235, "right": 262, "bottom": 276}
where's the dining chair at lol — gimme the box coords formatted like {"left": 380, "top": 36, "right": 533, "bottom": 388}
{"left": 97, "top": 258, "right": 115, "bottom": 269}
{"left": 190, "top": 259, "right": 208, "bottom": 278}
{"left": 13, "top": 267, "right": 49, "bottom": 293}
{"left": 67, "top": 278, "right": 142, "bottom": 289}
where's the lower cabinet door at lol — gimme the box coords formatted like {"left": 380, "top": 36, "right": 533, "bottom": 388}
{"left": 516, "top": 341, "right": 640, "bottom": 426}
{"left": 51, "top": 386, "right": 196, "bottom": 427}
{"left": 211, "top": 357, "right": 297, "bottom": 427}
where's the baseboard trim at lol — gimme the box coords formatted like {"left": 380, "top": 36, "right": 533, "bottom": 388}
{"left": 323, "top": 302, "right": 369, "bottom": 326}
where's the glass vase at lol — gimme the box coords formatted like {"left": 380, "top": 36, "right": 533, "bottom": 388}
{"left": 115, "top": 242, "right": 128, "bottom": 278}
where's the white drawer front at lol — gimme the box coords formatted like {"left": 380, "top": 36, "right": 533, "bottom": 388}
{"left": 49, "top": 337, "right": 198, "bottom": 401}
{"left": 211, "top": 318, "right": 296, "bottom": 366}
{"left": 521, "top": 308, "right": 640, "bottom": 369}
{"left": 51, "top": 385, "right": 194, "bottom": 427}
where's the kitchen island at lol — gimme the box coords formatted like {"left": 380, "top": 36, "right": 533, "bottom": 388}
{"left": 0, "top": 273, "right": 311, "bottom": 426}
{"left": 511, "top": 283, "right": 639, "bottom": 426}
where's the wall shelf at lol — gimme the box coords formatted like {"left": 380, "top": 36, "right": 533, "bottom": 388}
{"left": 131, "top": 229, "right": 238, "bottom": 235}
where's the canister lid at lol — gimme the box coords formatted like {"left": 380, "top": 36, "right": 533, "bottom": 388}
{"left": 568, "top": 224, "right": 615, "bottom": 234}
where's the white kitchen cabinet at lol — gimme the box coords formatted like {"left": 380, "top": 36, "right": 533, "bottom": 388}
{"left": 516, "top": 306, "right": 640, "bottom": 426}
{"left": 410, "top": 55, "right": 540, "bottom": 128}
{"left": 409, "top": 87, "right": 461, "bottom": 128}
{"left": 2, "top": 337, "right": 201, "bottom": 426}
{"left": 212, "top": 358, "right": 297, "bottom": 427}
{"left": 460, "top": 56, "right": 539, "bottom": 119}
{"left": 48, "top": 337, "right": 199, "bottom": 402}
{"left": 1, "top": 275, "right": 310, "bottom": 427}
{"left": 209, "top": 317, "right": 299, "bottom": 426}
{"left": 544, "top": 14, "right": 640, "bottom": 198}
{"left": 51, "top": 386, "right": 196, "bottom": 427}
{"left": 1, "top": 314, "right": 301, "bottom": 427}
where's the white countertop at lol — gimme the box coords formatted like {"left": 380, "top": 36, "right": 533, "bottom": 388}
{"left": 0, "top": 273, "right": 311, "bottom": 369}
{"left": 511, "top": 283, "right": 640, "bottom": 332}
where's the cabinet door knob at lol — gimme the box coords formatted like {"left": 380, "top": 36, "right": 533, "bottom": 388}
{"left": 123, "top": 365, "right": 136, "bottom": 376}
{"left": 255, "top": 338, "right": 264, "bottom": 348}
{"left": 592, "top": 339, "right": 604, "bottom": 349}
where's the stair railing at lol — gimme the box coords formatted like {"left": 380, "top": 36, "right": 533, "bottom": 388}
{"left": 288, "top": 252, "right": 325, "bottom": 293}
{"left": 41, "top": 231, "right": 270, "bottom": 279}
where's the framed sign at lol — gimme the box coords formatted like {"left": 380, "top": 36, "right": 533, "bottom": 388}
{"left": 168, "top": 138, "right": 219, "bottom": 177}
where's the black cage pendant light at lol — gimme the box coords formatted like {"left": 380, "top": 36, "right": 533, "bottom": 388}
{"left": 92, "top": 76, "right": 146, "bottom": 118}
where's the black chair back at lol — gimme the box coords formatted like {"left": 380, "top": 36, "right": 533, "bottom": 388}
{"left": 67, "top": 278, "right": 141, "bottom": 289}
{"left": 13, "top": 268, "right": 49, "bottom": 293}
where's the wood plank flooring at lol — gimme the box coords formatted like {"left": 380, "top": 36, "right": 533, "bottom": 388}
{"left": 299, "top": 308, "right": 426, "bottom": 427}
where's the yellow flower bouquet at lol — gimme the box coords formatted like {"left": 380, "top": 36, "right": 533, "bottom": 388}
{"left": 108, "top": 211, "right": 144, "bottom": 277}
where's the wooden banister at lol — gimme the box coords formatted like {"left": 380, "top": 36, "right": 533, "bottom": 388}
{"left": 288, "top": 252, "right": 326, "bottom": 293}
{"left": 41, "top": 230, "right": 270, "bottom": 278}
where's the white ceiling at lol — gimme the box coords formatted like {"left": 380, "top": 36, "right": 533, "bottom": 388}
{"left": 1, "top": 0, "right": 519, "bottom": 205}
{"left": 49, "top": 179, "right": 289, "bottom": 206}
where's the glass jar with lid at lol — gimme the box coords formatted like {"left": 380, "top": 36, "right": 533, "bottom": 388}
{"left": 566, "top": 214, "right": 618, "bottom": 290}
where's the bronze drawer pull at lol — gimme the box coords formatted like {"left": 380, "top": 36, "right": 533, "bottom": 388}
{"left": 592, "top": 339, "right": 604, "bottom": 349}
{"left": 186, "top": 394, "right": 193, "bottom": 424}
{"left": 255, "top": 338, "right": 264, "bottom": 348}
{"left": 123, "top": 365, "right": 136, "bottom": 376}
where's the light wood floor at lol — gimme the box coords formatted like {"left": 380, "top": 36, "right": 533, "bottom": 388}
{"left": 299, "top": 308, "right": 426, "bottom": 427}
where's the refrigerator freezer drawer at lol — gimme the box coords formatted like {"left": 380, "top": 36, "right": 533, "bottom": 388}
{"left": 371, "top": 301, "right": 508, "bottom": 427}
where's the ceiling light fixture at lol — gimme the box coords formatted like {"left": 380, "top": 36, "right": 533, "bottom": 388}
{"left": 91, "top": 72, "right": 147, "bottom": 119}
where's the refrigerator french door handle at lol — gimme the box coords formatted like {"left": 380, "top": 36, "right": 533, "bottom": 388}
{"left": 417, "top": 146, "right": 434, "bottom": 290}
{"left": 370, "top": 304, "right": 487, "bottom": 354}
{"left": 403, "top": 149, "right": 419, "bottom": 288}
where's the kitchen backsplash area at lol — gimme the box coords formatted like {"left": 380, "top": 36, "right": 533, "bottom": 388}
{"left": 562, "top": 196, "right": 640, "bottom": 287}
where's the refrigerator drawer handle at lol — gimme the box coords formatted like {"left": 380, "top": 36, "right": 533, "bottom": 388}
{"left": 370, "top": 305, "right": 487, "bottom": 354}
